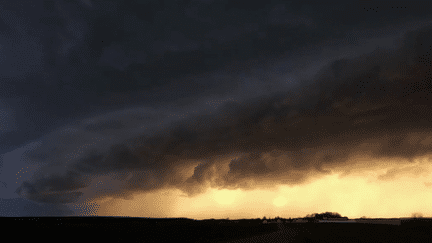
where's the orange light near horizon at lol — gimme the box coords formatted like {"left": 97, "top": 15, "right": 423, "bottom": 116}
{"left": 80, "top": 157, "right": 432, "bottom": 220}
{"left": 273, "top": 196, "right": 288, "bottom": 207}
{"left": 212, "top": 188, "right": 239, "bottom": 205}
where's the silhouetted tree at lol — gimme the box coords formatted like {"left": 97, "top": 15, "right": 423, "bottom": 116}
{"left": 308, "top": 212, "right": 343, "bottom": 220}
{"left": 303, "top": 212, "right": 345, "bottom": 223}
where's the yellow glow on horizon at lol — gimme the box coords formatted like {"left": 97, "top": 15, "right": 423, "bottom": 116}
{"left": 213, "top": 188, "right": 239, "bottom": 205}
{"left": 87, "top": 159, "right": 432, "bottom": 220}
{"left": 273, "top": 196, "right": 287, "bottom": 207}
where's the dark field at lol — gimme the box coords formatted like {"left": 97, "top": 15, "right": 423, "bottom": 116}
{"left": 3, "top": 217, "right": 432, "bottom": 243}
{"left": 3, "top": 217, "right": 279, "bottom": 243}
{"left": 300, "top": 223, "right": 432, "bottom": 243}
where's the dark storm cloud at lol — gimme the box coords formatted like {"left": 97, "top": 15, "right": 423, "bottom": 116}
{"left": 11, "top": 24, "right": 432, "bottom": 206}
{"left": 0, "top": 198, "right": 75, "bottom": 216}
{"left": 84, "top": 120, "right": 125, "bottom": 132}
{"left": 0, "top": 0, "right": 430, "bottom": 156}
{"left": 1, "top": 0, "right": 432, "bottom": 216}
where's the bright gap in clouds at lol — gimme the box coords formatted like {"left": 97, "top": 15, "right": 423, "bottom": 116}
{"left": 273, "top": 196, "right": 288, "bottom": 207}
{"left": 80, "top": 155, "right": 432, "bottom": 220}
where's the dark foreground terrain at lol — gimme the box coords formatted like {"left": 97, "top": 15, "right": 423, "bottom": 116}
{"left": 300, "top": 223, "right": 432, "bottom": 243}
{"left": 2, "top": 217, "right": 279, "bottom": 243}
{"left": 2, "top": 217, "right": 432, "bottom": 243}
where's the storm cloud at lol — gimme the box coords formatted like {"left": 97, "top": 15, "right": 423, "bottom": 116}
{"left": 11, "top": 24, "right": 432, "bottom": 210}
{"left": 1, "top": 0, "right": 432, "bottom": 217}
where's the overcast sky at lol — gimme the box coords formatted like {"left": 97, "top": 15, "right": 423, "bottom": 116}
{"left": 1, "top": 0, "right": 432, "bottom": 219}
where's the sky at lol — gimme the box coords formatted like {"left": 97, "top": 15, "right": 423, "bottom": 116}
{"left": 1, "top": 0, "right": 432, "bottom": 219}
